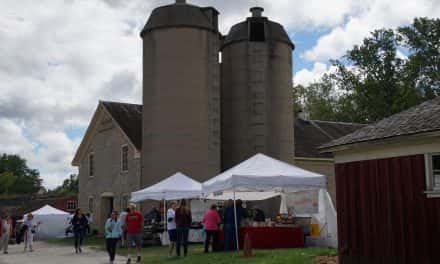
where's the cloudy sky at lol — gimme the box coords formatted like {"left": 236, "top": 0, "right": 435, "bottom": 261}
{"left": 0, "top": 0, "right": 438, "bottom": 189}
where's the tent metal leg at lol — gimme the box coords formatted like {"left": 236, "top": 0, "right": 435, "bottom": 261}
{"left": 233, "top": 190, "right": 239, "bottom": 252}
{"left": 163, "top": 199, "right": 166, "bottom": 230}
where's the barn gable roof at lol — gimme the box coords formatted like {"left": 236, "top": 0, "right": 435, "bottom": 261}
{"left": 321, "top": 96, "right": 440, "bottom": 149}
{"left": 101, "top": 101, "right": 142, "bottom": 150}
{"left": 71, "top": 101, "right": 142, "bottom": 166}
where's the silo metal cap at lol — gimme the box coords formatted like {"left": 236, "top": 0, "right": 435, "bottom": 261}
{"left": 250, "top": 7, "right": 264, "bottom": 17}
{"left": 175, "top": 0, "right": 186, "bottom": 4}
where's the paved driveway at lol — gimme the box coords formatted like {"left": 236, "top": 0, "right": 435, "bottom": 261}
{"left": 0, "top": 241, "right": 125, "bottom": 264}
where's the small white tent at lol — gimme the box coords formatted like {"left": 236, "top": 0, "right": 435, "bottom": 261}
{"left": 202, "top": 153, "right": 337, "bottom": 249}
{"left": 130, "top": 172, "right": 203, "bottom": 202}
{"left": 23, "top": 205, "right": 70, "bottom": 239}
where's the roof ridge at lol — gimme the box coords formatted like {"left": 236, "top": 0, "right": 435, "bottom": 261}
{"left": 100, "top": 100, "right": 142, "bottom": 107}
{"left": 309, "top": 119, "right": 366, "bottom": 126}
{"left": 321, "top": 96, "right": 440, "bottom": 149}
{"left": 309, "top": 120, "right": 335, "bottom": 140}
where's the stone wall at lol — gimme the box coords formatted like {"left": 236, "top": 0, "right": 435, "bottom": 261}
{"left": 78, "top": 109, "right": 141, "bottom": 232}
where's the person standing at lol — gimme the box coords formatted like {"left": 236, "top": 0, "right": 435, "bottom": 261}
{"left": 0, "top": 214, "right": 12, "bottom": 254}
{"left": 105, "top": 210, "right": 122, "bottom": 264}
{"left": 202, "top": 204, "right": 221, "bottom": 253}
{"left": 175, "top": 199, "right": 192, "bottom": 257}
{"left": 125, "top": 203, "right": 144, "bottom": 264}
{"left": 85, "top": 213, "right": 92, "bottom": 235}
{"left": 118, "top": 207, "right": 130, "bottom": 248}
{"left": 223, "top": 200, "right": 234, "bottom": 251}
{"left": 71, "top": 208, "right": 88, "bottom": 253}
{"left": 23, "top": 213, "right": 40, "bottom": 252}
{"left": 166, "top": 202, "right": 177, "bottom": 257}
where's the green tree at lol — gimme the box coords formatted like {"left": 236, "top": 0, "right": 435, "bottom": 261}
{"left": 50, "top": 174, "right": 78, "bottom": 195}
{"left": 0, "top": 154, "right": 42, "bottom": 195}
{"left": 398, "top": 17, "right": 440, "bottom": 98}
{"left": 296, "top": 18, "right": 440, "bottom": 123}
{"left": 0, "top": 172, "right": 17, "bottom": 195}
{"left": 330, "top": 29, "right": 423, "bottom": 122}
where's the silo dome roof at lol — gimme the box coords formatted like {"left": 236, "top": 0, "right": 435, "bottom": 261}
{"left": 141, "top": 3, "right": 219, "bottom": 37}
{"left": 222, "top": 9, "right": 294, "bottom": 49}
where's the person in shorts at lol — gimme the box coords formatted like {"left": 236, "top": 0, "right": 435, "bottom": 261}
{"left": 167, "top": 202, "right": 177, "bottom": 257}
{"left": 125, "top": 203, "right": 144, "bottom": 264}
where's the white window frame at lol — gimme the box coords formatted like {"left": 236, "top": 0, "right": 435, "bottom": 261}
{"left": 88, "top": 196, "right": 94, "bottom": 213}
{"left": 89, "top": 152, "right": 95, "bottom": 178}
{"left": 67, "top": 200, "right": 77, "bottom": 210}
{"left": 425, "top": 153, "right": 440, "bottom": 198}
{"left": 121, "top": 144, "right": 129, "bottom": 173}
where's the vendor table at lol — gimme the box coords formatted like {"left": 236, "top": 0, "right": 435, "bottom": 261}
{"left": 218, "top": 226, "right": 304, "bottom": 249}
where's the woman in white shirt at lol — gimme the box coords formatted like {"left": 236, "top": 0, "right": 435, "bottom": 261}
{"left": 167, "top": 202, "right": 177, "bottom": 257}
{"left": 23, "top": 213, "right": 40, "bottom": 252}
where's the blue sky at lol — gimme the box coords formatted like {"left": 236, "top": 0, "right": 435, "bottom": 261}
{"left": 0, "top": 0, "right": 438, "bottom": 188}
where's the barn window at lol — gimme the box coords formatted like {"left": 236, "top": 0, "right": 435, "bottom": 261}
{"left": 121, "top": 145, "right": 129, "bottom": 172}
{"left": 249, "top": 21, "right": 265, "bottom": 42}
{"left": 88, "top": 197, "right": 94, "bottom": 213}
{"left": 67, "top": 200, "right": 77, "bottom": 210}
{"left": 425, "top": 153, "right": 440, "bottom": 196}
{"left": 89, "top": 152, "right": 94, "bottom": 177}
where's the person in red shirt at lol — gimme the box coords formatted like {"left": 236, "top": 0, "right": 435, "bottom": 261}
{"left": 202, "top": 204, "right": 221, "bottom": 253}
{"left": 125, "top": 204, "right": 144, "bottom": 264}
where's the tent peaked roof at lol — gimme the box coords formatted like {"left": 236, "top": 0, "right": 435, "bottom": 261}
{"left": 29, "top": 205, "right": 69, "bottom": 215}
{"left": 202, "top": 153, "right": 326, "bottom": 194}
{"left": 130, "top": 172, "right": 202, "bottom": 202}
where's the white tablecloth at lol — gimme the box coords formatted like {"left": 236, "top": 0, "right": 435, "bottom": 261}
{"left": 160, "top": 229, "right": 204, "bottom": 245}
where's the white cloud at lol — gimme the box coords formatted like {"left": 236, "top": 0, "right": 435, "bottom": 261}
{"left": 294, "top": 62, "right": 335, "bottom": 86}
{"left": 303, "top": 0, "right": 440, "bottom": 62}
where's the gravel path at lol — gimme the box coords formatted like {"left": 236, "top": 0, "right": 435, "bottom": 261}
{"left": 0, "top": 241, "right": 125, "bottom": 264}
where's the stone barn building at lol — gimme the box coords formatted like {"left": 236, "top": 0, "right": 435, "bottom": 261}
{"left": 72, "top": 0, "right": 363, "bottom": 231}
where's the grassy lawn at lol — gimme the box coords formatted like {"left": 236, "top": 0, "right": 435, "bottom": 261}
{"left": 47, "top": 236, "right": 336, "bottom": 264}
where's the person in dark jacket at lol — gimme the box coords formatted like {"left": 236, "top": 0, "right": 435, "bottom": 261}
{"left": 175, "top": 199, "right": 192, "bottom": 257}
{"left": 71, "top": 208, "right": 88, "bottom": 253}
{"left": 223, "top": 199, "right": 246, "bottom": 251}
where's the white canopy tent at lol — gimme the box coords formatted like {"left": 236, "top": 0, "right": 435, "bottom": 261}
{"left": 130, "top": 172, "right": 203, "bottom": 202}
{"left": 130, "top": 172, "right": 204, "bottom": 236}
{"left": 202, "top": 153, "right": 337, "bottom": 249}
{"left": 23, "top": 205, "right": 70, "bottom": 239}
{"left": 203, "top": 153, "right": 326, "bottom": 194}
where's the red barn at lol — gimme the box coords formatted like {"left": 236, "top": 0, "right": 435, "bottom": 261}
{"left": 321, "top": 97, "right": 440, "bottom": 264}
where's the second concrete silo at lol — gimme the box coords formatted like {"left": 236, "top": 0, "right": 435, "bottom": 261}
{"left": 141, "top": 0, "right": 221, "bottom": 184}
{"left": 221, "top": 7, "right": 295, "bottom": 170}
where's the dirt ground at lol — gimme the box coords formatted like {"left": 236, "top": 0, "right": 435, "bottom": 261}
{"left": 0, "top": 241, "right": 125, "bottom": 264}
{"left": 315, "top": 255, "right": 339, "bottom": 264}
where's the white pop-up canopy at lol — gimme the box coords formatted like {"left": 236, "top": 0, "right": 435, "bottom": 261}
{"left": 202, "top": 153, "right": 326, "bottom": 194}
{"left": 23, "top": 205, "right": 70, "bottom": 239}
{"left": 202, "top": 153, "right": 334, "bottom": 250}
{"left": 130, "top": 172, "right": 203, "bottom": 202}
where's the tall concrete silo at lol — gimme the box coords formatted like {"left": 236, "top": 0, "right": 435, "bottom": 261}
{"left": 141, "top": 0, "right": 221, "bottom": 185}
{"left": 221, "top": 7, "right": 295, "bottom": 170}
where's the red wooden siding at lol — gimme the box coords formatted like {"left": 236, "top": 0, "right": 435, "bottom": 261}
{"left": 335, "top": 155, "right": 440, "bottom": 264}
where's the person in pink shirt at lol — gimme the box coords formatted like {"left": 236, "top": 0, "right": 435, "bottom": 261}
{"left": 202, "top": 204, "right": 221, "bottom": 253}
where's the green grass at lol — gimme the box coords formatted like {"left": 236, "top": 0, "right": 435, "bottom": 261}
{"left": 47, "top": 236, "right": 336, "bottom": 264}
